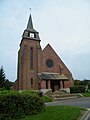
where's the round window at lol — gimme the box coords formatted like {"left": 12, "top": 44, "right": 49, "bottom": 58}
{"left": 46, "top": 60, "right": 53, "bottom": 68}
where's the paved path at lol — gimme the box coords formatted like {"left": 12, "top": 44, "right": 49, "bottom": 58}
{"left": 45, "top": 97, "right": 90, "bottom": 108}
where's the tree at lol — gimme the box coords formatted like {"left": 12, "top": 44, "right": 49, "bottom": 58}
{"left": 74, "top": 80, "right": 80, "bottom": 86}
{"left": 0, "top": 66, "right": 6, "bottom": 88}
{"left": 0, "top": 66, "right": 14, "bottom": 90}
{"left": 74, "top": 79, "right": 90, "bottom": 86}
{"left": 79, "top": 79, "right": 89, "bottom": 86}
{"left": 4, "top": 79, "right": 14, "bottom": 90}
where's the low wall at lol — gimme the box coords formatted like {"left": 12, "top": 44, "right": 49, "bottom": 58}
{"left": 59, "top": 88, "right": 70, "bottom": 93}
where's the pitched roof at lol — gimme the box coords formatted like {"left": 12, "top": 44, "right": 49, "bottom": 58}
{"left": 27, "top": 14, "right": 33, "bottom": 29}
{"left": 26, "top": 14, "right": 38, "bottom": 33}
{"left": 43, "top": 44, "right": 72, "bottom": 75}
{"left": 38, "top": 72, "right": 69, "bottom": 80}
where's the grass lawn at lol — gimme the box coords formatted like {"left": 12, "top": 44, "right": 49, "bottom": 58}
{"left": 42, "top": 95, "right": 53, "bottom": 102}
{"left": 19, "top": 106, "right": 85, "bottom": 120}
{"left": 82, "top": 92, "right": 90, "bottom": 97}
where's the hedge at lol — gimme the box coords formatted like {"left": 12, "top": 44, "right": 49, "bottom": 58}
{"left": 70, "top": 85, "right": 86, "bottom": 93}
{"left": 0, "top": 92, "right": 45, "bottom": 120}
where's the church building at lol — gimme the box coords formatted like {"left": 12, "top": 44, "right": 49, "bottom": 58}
{"left": 13, "top": 14, "right": 74, "bottom": 92}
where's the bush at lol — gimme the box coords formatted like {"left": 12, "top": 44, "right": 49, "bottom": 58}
{"left": 82, "top": 92, "right": 90, "bottom": 97}
{"left": 0, "top": 92, "right": 45, "bottom": 120}
{"left": 70, "top": 85, "right": 86, "bottom": 93}
{"left": 0, "top": 90, "right": 18, "bottom": 96}
{"left": 21, "top": 90, "right": 38, "bottom": 95}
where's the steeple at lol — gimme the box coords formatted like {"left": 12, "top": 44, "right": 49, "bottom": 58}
{"left": 22, "top": 14, "right": 40, "bottom": 41}
{"left": 26, "top": 14, "right": 33, "bottom": 31}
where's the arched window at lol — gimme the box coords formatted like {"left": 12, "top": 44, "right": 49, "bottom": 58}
{"left": 30, "top": 47, "right": 33, "bottom": 69}
{"left": 30, "top": 78, "right": 33, "bottom": 85}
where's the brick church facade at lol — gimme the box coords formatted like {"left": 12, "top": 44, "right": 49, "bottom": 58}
{"left": 13, "top": 14, "right": 74, "bottom": 92}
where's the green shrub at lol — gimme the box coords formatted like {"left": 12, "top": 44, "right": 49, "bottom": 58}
{"left": 21, "top": 90, "right": 38, "bottom": 95}
{"left": 70, "top": 85, "right": 86, "bottom": 93}
{"left": 0, "top": 90, "right": 18, "bottom": 96}
{"left": 0, "top": 92, "right": 45, "bottom": 120}
{"left": 82, "top": 92, "right": 90, "bottom": 97}
{"left": 20, "top": 90, "right": 52, "bottom": 102}
{"left": 20, "top": 90, "right": 43, "bottom": 97}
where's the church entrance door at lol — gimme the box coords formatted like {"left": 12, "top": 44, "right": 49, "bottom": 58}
{"left": 51, "top": 80, "right": 60, "bottom": 92}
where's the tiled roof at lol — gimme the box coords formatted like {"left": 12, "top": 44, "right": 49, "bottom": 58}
{"left": 38, "top": 72, "right": 69, "bottom": 80}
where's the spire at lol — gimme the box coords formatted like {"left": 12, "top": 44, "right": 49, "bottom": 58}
{"left": 22, "top": 12, "right": 40, "bottom": 41}
{"left": 27, "top": 14, "right": 33, "bottom": 30}
{"left": 26, "top": 14, "right": 38, "bottom": 33}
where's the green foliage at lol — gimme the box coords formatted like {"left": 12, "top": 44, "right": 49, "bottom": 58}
{"left": 82, "top": 92, "right": 90, "bottom": 97}
{"left": 42, "top": 95, "right": 53, "bottom": 102}
{"left": 4, "top": 79, "right": 14, "bottom": 90}
{"left": 74, "top": 79, "right": 90, "bottom": 86}
{"left": 0, "top": 90, "right": 18, "bottom": 95}
{"left": 0, "top": 91, "right": 45, "bottom": 120}
{"left": 21, "top": 90, "right": 38, "bottom": 95}
{"left": 79, "top": 80, "right": 90, "bottom": 86}
{"left": 20, "top": 90, "right": 53, "bottom": 102}
{"left": 0, "top": 66, "right": 6, "bottom": 88}
{"left": 74, "top": 80, "right": 80, "bottom": 86}
{"left": 0, "top": 66, "right": 14, "bottom": 90}
{"left": 19, "top": 106, "right": 84, "bottom": 120}
{"left": 20, "top": 90, "right": 43, "bottom": 97}
{"left": 70, "top": 85, "right": 86, "bottom": 93}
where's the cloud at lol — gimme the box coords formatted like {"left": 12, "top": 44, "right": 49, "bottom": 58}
{"left": 34, "top": 0, "right": 90, "bottom": 55}
{"left": 0, "top": 0, "right": 90, "bottom": 81}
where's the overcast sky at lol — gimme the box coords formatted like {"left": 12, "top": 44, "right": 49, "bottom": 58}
{"left": 0, "top": 0, "right": 90, "bottom": 81}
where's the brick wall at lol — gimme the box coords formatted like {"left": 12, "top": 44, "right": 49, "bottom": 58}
{"left": 14, "top": 39, "right": 74, "bottom": 91}
{"left": 42, "top": 44, "right": 74, "bottom": 87}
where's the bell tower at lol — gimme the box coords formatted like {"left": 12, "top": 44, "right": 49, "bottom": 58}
{"left": 22, "top": 14, "right": 40, "bottom": 40}
{"left": 17, "top": 14, "right": 42, "bottom": 90}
